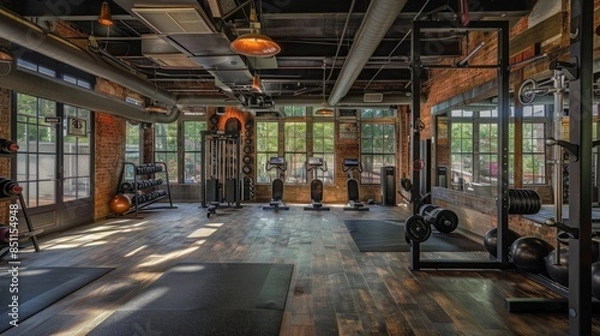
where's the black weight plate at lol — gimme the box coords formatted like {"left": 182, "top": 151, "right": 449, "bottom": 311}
{"left": 243, "top": 146, "right": 252, "bottom": 154}
{"left": 522, "top": 189, "right": 533, "bottom": 214}
{"left": 245, "top": 130, "right": 253, "bottom": 137}
{"left": 209, "top": 114, "right": 219, "bottom": 125}
{"left": 431, "top": 208, "right": 459, "bottom": 233}
{"left": 404, "top": 215, "right": 432, "bottom": 243}
{"left": 245, "top": 120, "right": 254, "bottom": 130}
{"left": 245, "top": 138, "right": 252, "bottom": 145}
{"left": 242, "top": 165, "right": 252, "bottom": 175}
{"left": 418, "top": 204, "right": 438, "bottom": 217}
{"left": 508, "top": 189, "right": 516, "bottom": 214}
{"left": 243, "top": 155, "right": 253, "bottom": 164}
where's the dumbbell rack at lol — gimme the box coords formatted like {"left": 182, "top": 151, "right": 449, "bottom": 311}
{"left": 114, "top": 161, "right": 177, "bottom": 217}
{"left": 0, "top": 152, "right": 42, "bottom": 254}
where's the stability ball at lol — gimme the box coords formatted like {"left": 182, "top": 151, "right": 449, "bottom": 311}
{"left": 483, "top": 228, "right": 521, "bottom": 258}
{"left": 545, "top": 248, "right": 569, "bottom": 287}
{"left": 109, "top": 194, "right": 131, "bottom": 215}
{"left": 592, "top": 262, "right": 600, "bottom": 300}
{"left": 510, "top": 237, "right": 553, "bottom": 274}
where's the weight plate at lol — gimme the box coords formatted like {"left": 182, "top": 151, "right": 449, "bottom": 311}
{"left": 518, "top": 78, "right": 537, "bottom": 105}
{"left": 418, "top": 204, "right": 438, "bottom": 217}
{"left": 245, "top": 121, "right": 254, "bottom": 130}
{"left": 431, "top": 208, "right": 459, "bottom": 234}
{"left": 209, "top": 114, "right": 219, "bottom": 125}
{"left": 243, "top": 155, "right": 253, "bottom": 164}
{"left": 243, "top": 146, "right": 252, "bottom": 154}
{"left": 244, "top": 138, "right": 252, "bottom": 145}
{"left": 245, "top": 130, "right": 253, "bottom": 137}
{"left": 404, "top": 215, "right": 432, "bottom": 243}
{"left": 242, "top": 165, "right": 252, "bottom": 175}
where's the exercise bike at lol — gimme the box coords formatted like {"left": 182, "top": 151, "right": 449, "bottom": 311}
{"left": 343, "top": 158, "right": 369, "bottom": 211}
{"left": 262, "top": 156, "right": 290, "bottom": 211}
{"left": 303, "top": 157, "right": 330, "bottom": 211}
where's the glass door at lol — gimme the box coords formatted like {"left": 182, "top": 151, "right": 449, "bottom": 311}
{"left": 14, "top": 94, "right": 94, "bottom": 233}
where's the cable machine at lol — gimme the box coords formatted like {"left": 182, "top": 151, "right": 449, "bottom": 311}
{"left": 200, "top": 130, "right": 242, "bottom": 209}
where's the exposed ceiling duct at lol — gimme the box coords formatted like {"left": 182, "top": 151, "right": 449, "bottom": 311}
{"left": 177, "top": 93, "right": 416, "bottom": 106}
{"left": 0, "top": 6, "right": 177, "bottom": 106}
{"left": 0, "top": 64, "right": 180, "bottom": 123}
{"left": 328, "top": 0, "right": 409, "bottom": 106}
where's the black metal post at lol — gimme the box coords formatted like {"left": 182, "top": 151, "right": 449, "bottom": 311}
{"left": 568, "top": 0, "right": 594, "bottom": 334}
{"left": 496, "top": 21, "right": 510, "bottom": 264}
{"left": 411, "top": 21, "right": 422, "bottom": 217}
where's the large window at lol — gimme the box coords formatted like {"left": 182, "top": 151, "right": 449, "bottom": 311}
{"left": 450, "top": 121, "right": 473, "bottom": 188}
{"left": 15, "top": 94, "right": 57, "bottom": 207}
{"left": 124, "top": 122, "right": 141, "bottom": 183}
{"left": 361, "top": 123, "right": 396, "bottom": 184}
{"left": 478, "top": 122, "right": 497, "bottom": 183}
{"left": 522, "top": 122, "right": 546, "bottom": 184}
{"left": 284, "top": 122, "right": 307, "bottom": 183}
{"left": 282, "top": 106, "right": 306, "bottom": 117}
{"left": 155, "top": 123, "right": 178, "bottom": 183}
{"left": 313, "top": 122, "right": 334, "bottom": 184}
{"left": 449, "top": 106, "right": 548, "bottom": 189}
{"left": 183, "top": 121, "right": 206, "bottom": 183}
{"left": 256, "top": 121, "right": 279, "bottom": 183}
{"left": 63, "top": 105, "right": 91, "bottom": 201}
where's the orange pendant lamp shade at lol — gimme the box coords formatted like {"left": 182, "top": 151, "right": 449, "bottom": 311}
{"left": 231, "top": 33, "right": 280, "bottom": 58}
{"left": 98, "top": 1, "right": 113, "bottom": 26}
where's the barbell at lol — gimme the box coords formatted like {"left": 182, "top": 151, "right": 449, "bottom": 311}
{"left": 418, "top": 204, "right": 460, "bottom": 234}
{"left": 518, "top": 78, "right": 556, "bottom": 105}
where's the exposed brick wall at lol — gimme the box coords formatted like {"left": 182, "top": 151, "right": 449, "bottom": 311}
{"left": 94, "top": 79, "right": 127, "bottom": 219}
{"left": 0, "top": 88, "right": 11, "bottom": 224}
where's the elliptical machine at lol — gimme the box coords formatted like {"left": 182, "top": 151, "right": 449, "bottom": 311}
{"left": 262, "top": 156, "right": 290, "bottom": 211}
{"left": 303, "top": 157, "right": 330, "bottom": 211}
{"left": 343, "top": 158, "right": 369, "bottom": 211}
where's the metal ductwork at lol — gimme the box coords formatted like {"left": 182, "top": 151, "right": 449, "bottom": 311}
{"left": 328, "top": 0, "right": 409, "bottom": 106}
{"left": 0, "top": 6, "right": 177, "bottom": 106}
{"left": 0, "top": 64, "right": 180, "bottom": 123}
{"left": 177, "top": 94, "right": 417, "bottom": 106}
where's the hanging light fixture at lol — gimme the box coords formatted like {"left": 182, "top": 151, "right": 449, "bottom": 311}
{"left": 230, "top": 2, "right": 280, "bottom": 58}
{"left": 315, "top": 59, "right": 334, "bottom": 116}
{"left": 98, "top": 1, "right": 113, "bottom": 26}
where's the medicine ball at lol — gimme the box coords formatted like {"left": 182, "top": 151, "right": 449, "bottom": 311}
{"left": 510, "top": 237, "right": 553, "bottom": 274}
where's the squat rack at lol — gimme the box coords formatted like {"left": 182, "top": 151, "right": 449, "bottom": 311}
{"left": 409, "top": 20, "right": 512, "bottom": 270}
{"left": 409, "top": 2, "right": 595, "bottom": 333}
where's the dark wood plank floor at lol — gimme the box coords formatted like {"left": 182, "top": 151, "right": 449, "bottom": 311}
{"left": 3, "top": 203, "right": 600, "bottom": 335}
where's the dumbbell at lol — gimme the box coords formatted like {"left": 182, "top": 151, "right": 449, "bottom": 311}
{"left": 418, "top": 204, "right": 459, "bottom": 234}
{"left": 120, "top": 181, "right": 134, "bottom": 193}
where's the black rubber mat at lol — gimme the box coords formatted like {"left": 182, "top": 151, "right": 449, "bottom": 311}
{"left": 344, "top": 220, "right": 485, "bottom": 252}
{"left": 89, "top": 263, "right": 294, "bottom": 336}
{"left": 0, "top": 267, "right": 113, "bottom": 333}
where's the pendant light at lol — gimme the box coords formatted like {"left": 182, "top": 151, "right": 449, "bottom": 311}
{"left": 315, "top": 59, "right": 334, "bottom": 116}
{"left": 230, "top": 1, "right": 280, "bottom": 58}
{"left": 98, "top": 1, "right": 113, "bottom": 26}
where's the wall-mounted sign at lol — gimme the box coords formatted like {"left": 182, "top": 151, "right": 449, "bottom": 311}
{"left": 44, "top": 116, "right": 61, "bottom": 124}
{"left": 67, "top": 116, "right": 87, "bottom": 137}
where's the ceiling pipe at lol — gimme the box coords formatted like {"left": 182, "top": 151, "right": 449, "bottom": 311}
{"left": 177, "top": 94, "right": 419, "bottom": 106}
{"left": 328, "top": 0, "right": 409, "bottom": 107}
{"left": 0, "top": 65, "right": 180, "bottom": 123}
{"left": 0, "top": 6, "right": 177, "bottom": 106}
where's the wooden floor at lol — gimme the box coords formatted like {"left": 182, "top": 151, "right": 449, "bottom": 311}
{"left": 3, "top": 203, "right": 600, "bottom": 335}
